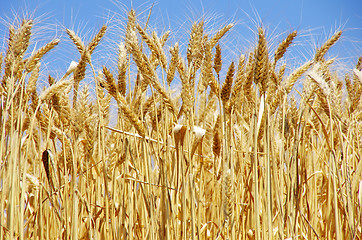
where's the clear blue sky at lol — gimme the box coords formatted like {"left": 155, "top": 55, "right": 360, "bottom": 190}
{"left": 0, "top": 0, "right": 361, "bottom": 71}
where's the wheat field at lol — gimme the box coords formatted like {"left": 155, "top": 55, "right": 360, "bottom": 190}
{"left": 0, "top": 8, "right": 361, "bottom": 240}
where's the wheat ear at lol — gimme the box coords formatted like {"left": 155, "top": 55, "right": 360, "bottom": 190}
{"left": 160, "top": 30, "right": 170, "bottom": 47}
{"left": 209, "top": 24, "right": 234, "bottom": 48}
{"left": 87, "top": 25, "right": 107, "bottom": 56}
{"left": 25, "top": 39, "right": 60, "bottom": 74}
{"left": 151, "top": 31, "right": 168, "bottom": 69}
{"left": 13, "top": 19, "right": 33, "bottom": 59}
{"left": 212, "top": 115, "right": 221, "bottom": 158}
{"left": 204, "top": 41, "right": 219, "bottom": 96}
{"left": 274, "top": 30, "right": 297, "bottom": 65}
{"left": 187, "top": 21, "right": 204, "bottom": 67}
{"left": 117, "top": 43, "right": 128, "bottom": 97}
{"left": 39, "top": 78, "right": 73, "bottom": 102}
{"left": 314, "top": 31, "right": 342, "bottom": 62}
{"left": 102, "top": 66, "right": 146, "bottom": 137}
{"left": 166, "top": 43, "right": 179, "bottom": 86}
{"left": 66, "top": 29, "right": 85, "bottom": 54}
{"left": 2, "top": 26, "right": 16, "bottom": 82}
{"left": 253, "top": 28, "right": 269, "bottom": 94}
{"left": 221, "top": 61, "right": 235, "bottom": 106}
{"left": 213, "top": 44, "right": 222, "bottom": 76}
{"left": 284, "top": 61, "right": 313, "bottom": 94}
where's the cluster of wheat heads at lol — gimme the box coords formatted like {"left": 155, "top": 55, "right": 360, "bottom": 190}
{"left": 0, "top": 10, "right": 361, "bottom": 240}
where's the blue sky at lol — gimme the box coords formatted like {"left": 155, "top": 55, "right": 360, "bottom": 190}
{"left": 0, "top": 0, "right": 361, "bottom": 73}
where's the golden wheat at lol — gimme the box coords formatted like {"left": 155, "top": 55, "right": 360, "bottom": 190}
{"left": 0, "top": 9, "right": 361, "bottom": 240}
